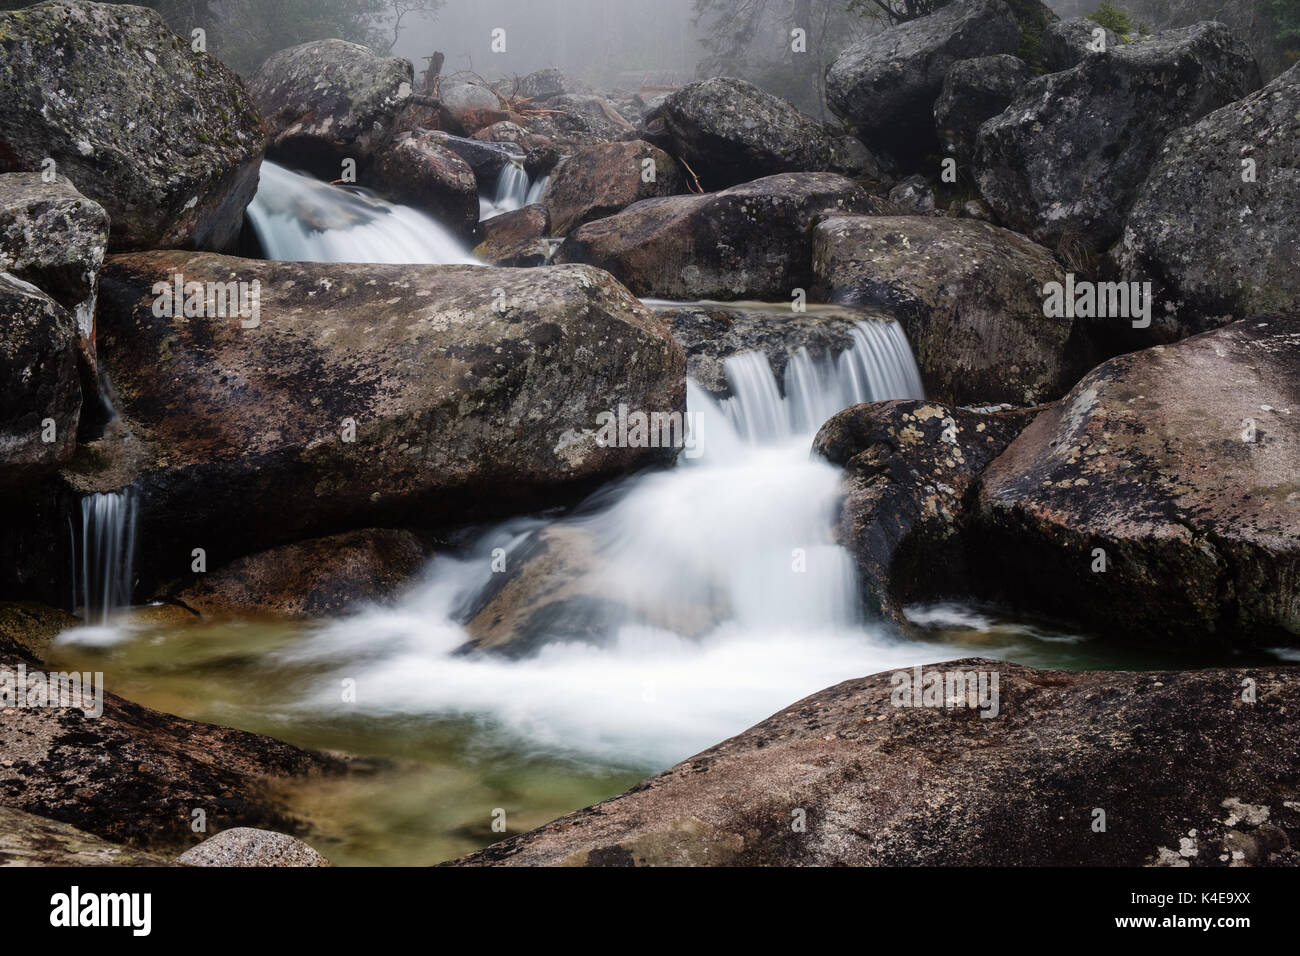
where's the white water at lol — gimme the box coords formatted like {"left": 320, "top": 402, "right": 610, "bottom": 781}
{"left": 272, "top": 323, "right": 940, "bottom": 768}
{"left": 479, "top": 160, "right": 548, "bottom": 220}
{"left": 73, "top": 490, "right": 138, "bottom": 627}
{"left": 247, "top": 161, "right": 478, "bottom": 264}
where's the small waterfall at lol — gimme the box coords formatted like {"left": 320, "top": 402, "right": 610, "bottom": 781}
{"left": 525, "top": 173, "right": 550, "bottom": 206}
{"left": 75, "top": 489, "right": 139, "bottom": 625}
{"left": 246, "top": 160, "right": 478, "bottom": 265}
{"left": 480, "top": 160, "right": 532, "bottom": 220}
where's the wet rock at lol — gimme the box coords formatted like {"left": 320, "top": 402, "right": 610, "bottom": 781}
{"left": 0, "top": 806, "right": 172, "bottom": 866}
{"left": 814, "top": 400, "right": 1037, "bottom": 622}
{"left": 974, "top": 22, "right": 1261, "bottom": 252}
{"left": 1041, "top": 17, "right": 1119, "bottom": 71}
{"left": 1119, "top": 62, "right": 1300, "bottom": 335}
{"left": 812, "top": 215, "right": 1077, "bottom": 406}
{"left": 176, "top": 827, "right": 329, "bottom": 867}
{"left": 369, "top": 131, "right": 479, "bottom": 237}
{"left": 656, "top": 77, "right": 881, "bottom": 190}
{"left": 473, "top": 203, "right": 551, "bottom": 266}
{"left": 94, "top": 253, "right": 685, "bottom": 591}
{"left": 976, "top": 315, "right": 1300, "bottom": 646}
{"left": 527, "top": 94, "right": 637, "bottom": 149}
{"left": 934, "top": 54, "right": 1032, "bottom": 165}
{"left": 0, "top": 0, "right": 265, "bottom": 251}
{"left": 418, "top": 131, "right": 520, "bottom": 183}
{"left": 825, "top": 0, "right": 1022, "bottom": 162}
{"left": 453, "top": 659, "right": 1300, "bottom": 866}
{"left": 544, "top": 140, "right": 684, "bottom": 237}
{"left": 247, "top": 39, "right": 412, "bottom": 177}
{"left": 558, "top": 173, "right": 873, "bottom": 300}
{"left": 0, "top": 273, "right": 81, "bottom": 488}
{"left": 166, "top": 529, "right": 426, "bottom": 620}
{"left": 0, "top": 601, "right": 78, "bottom": 662}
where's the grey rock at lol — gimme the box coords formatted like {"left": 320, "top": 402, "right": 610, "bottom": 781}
{"left": 934, "top": 54, "right": 1032, "bottom": 165}
{"left": 1041, "top": 17, "right": 1119, "bottom": 71}
{"left": 177, "top": 828, "right": 330, "bottom": 867}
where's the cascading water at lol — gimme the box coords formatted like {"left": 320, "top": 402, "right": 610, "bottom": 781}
{"left": 479, "top": 159, "right": 532, "bottom": 220}
{"left": 273, "top": 321, "right": 940, "bottom": 767}
{"left": 74, "top": 489, "right": 139, "bottom": 626}
{"left": 246, "top": 160, "right": 478, "bottom": 265}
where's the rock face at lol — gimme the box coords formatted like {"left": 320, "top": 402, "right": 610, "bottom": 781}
{"left": 0, "top": 806, "right": 172, "bottom": 866}
{"left": 826, "top": 0, "right": 1021, "bottom": 161}
{"left": 1119, "top": 62, "right": 1300, "bottom": 333}
{"left": 176, "top": 828, "right": 329, "bottom": 867}
{"left": 974, "top": 22, "right": 1261, "bottom": 252}
{"left": 370, "top": 131, "right": 479, "bottom": 237}
{"left": 813, "top": 400, "right": 1035, "bottom": 623}
{"left": 473, "top": 203, "right": 551, "bottom": 266}
{"left": 454, "top": 659, "right": 1300, "bottom": 866}
{"left": 0, "top": 273, "right": 81, "bottom": 488}
{"left": 0, "top": 173, "right": 108, "bottom": 341}
{"left": 977, "top": 316, "right": 1300, "bottom": 646}
{"left": 247, "top": 39, "right": 412, "bottom": 176}
{"left": 934, "top": 54, "right": 1031, "bottom": 165}
{"left": 655, "top": 77, "right": 879, "bottom": 190}
{"left": 167, "top": 529, "right": 426, "bottom": 619}
{"left": 94, "top": 253, "right": 685, "bottom": 589}
{"left": 558, "top": 173, "right": 872, "bottom": 300}
{"left": 544, "top": 140, "right": 684, "bottom": 237}
{"left": 1041, "top": 17, "right": 1118, "bottom": 72}
{"left": 812, "top": 215, "right": 1077, "bottom": 406}
{"left": 0, "top": 0, "right": 265, "bottom": 251}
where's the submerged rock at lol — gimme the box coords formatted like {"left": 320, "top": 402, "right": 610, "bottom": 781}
{"left": 0, "top": 0, "right": 265, "bottom": 251}
{"left": 453, "top": 659, "right": 1300, "bottom": 865}
{"left": 814, "top": 400, "right": 1036, "bottom": 623}
{"left": 558, "top": 173, "right": 872, "bottom": 300}
{"left": 976, "top": 315, "right": 1300, "bottom": 646}
{"left": 369, "top": 131, "right": 479, "bottom": 237}
{"left": 247, "top": 39, "right": 412, "bottom": 177}
{"left": 544, "top": 140, "right": 684, "bottom": 238}
{"left": 177, "top": 828, "right": 329, "bottom": 867}
{"left": 94, "top": 254, "right": 685, "bottom": 591}
{"left": 812, "top": 215, "right": 1076, "bottom": 406}
{"left": 974, "top": 22, "right": 1261, "bottom": 252}
{"left": 1119, "top": 62, "right": 1300, "bottom": 334}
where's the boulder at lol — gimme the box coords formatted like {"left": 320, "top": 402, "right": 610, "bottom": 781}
{"left": 655, "top": 77, "right": 880, "bottom": 190}
{"left": 418, "top": 130, "right": 520, "bottom": 183}
{"left": 813, "top": 400, "right": 1036, "bottom": 622}
{"left": 558, "top": 173, "right": 872, "bottom": 300}
{"left": 1041, "top": 17, "right": 1119, "bottom": 71}
{"left": 93, "top": 253, "right": 685, "bottom": 590}
{"left": 0, "top": 806, "right": 172, "bottom": 866}
{"left": 247, "top": 39, "right": 412, "bottom": 177}
{"left": 0, "top": 0, "right": 264, "bottom": 251}
{"left": 516, "top": 68, "right": 569, "bottom": 101}
{"left": 166, "top": 529, "right": 426, "bottom": 619}
{"left": 886, "top": 175, "right": 937, "bottom": 213}
{"left": 544, "top": 140, "right": 684, "bottom": 237}
{"left": 439, "top": 81, "right": 504, "bottom": 132}
{"left": 453, "top": 659, "right": 1300, "bottom": 866}
{"left": 934, "top": 54, "right": 1032, "bottom": 165}
{"left": 0, "top": 173, "right": 108, "bottom": 342}
{"left": 177, "top": 828, "right": 329, "bottom": 867}
{"left": 0, "top": 273, "right": 81, "bottom": 488}
{"left": 825, "top": 0, "right": 1022, "bottom": 162}
{"left": 527, "top": 94, "right": 637, "bottom": 148}
{"left": 812, "top": 215, "right": 1077, "bottom": 406}
{"left": 1118, "top": 62, "right": 1300, "bottom": 336}
{"left": 473, "top": 203, "right": 551, "bottom": 266}
{"left": 977, "top": 315, "right": 1300, "bottom": 646}
{"left": 369, "top": 131, "right": 479, "bottom": 237}
{"left": 974, "top": 22, "right": 1261, "bottom": 252}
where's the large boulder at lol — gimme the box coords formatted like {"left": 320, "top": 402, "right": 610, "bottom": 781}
{"left": 814, "top": 400, "right": 1036, "bottom": 623}
{"left": 974, "top": 22, "right": 1261, "bottom": 252}
{"left": 93, "top": 253, "right": 685, "bottom": 590}
{"left": 166, "top": 528, "right": 426, "bottom": 619}
{"left": 472, "top": 203, "right": 551, "bottom": 266}
{"left": 0, "top": 273, "right": 81, "bottom": 488}
{"left": 976, "top": 316, "right": 1300, "bottom": 647}
{"left": 247, "top": 39, "right": 413, "bottom": 177}
{"left": 418, "top": 130, "right": 520, "bottom": 182}
{"left": 1118, "top": 62, "right": 1300, "bottom": 336}
{"left": 1040, "top": 17, "right": 1119, "bottom": 72}
{"left": 934, "top": 54, "right": 1032, "bottom": 166}
{"left": 654, "top": 77, "right": 880, "bottom": 190}
{"left": 369, "top": 131, "right": 479, "bottom": 237}
{"left": 0, "top": 0, "right": 265, "bottom": 251}
{"left": 544, "top": 140, "right": 684, "bottom": 237}
{"left": 0, "top": 173, "right": 108, "bottom": 341}
{"left": 812, "top": 215, "right": 1076, "bottom": 406}
{"left": 557, "top": 173, "right": 872, "bottom": 300}
{"left": 455, "top": 659, "right": 1300, "bottom": 866}
{"left": 825, "top": 0, "right": 1022, "bottom": 162}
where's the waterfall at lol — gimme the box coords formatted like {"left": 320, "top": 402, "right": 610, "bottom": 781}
{"left": 75, "top": 489, "right": 138, "bottom": 625}
{"left": 246, "top": 160, "right": 478, "bottom": 265}
{"left": 274, "top": 321, "right": 942, "bottom": 767}
{"left": 525, "top": 173, "right": 550, "bottom": 206}
{"left": 479, "top": 160, "right": 532, "bottom": 220}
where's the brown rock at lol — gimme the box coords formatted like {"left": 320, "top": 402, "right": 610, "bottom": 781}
{"left": 544, "top": 140, "right": 684, "bottom": 237}
{"left": 473, "top": 203, "right": 551, "bottom": 266}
